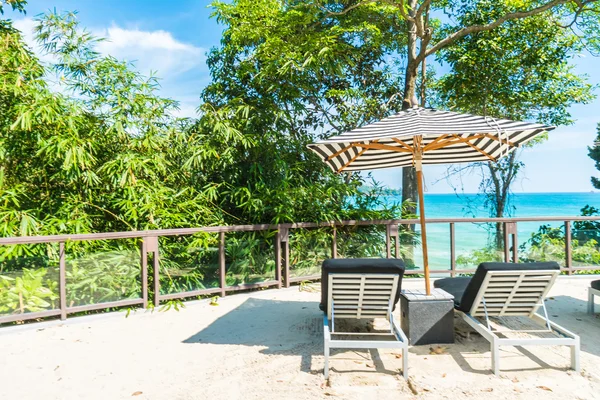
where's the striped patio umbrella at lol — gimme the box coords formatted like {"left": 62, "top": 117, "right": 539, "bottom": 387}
{"left": 308, "top": 107, "right": 555, "bottom": 295}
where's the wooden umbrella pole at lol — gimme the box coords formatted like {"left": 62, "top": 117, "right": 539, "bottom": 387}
{"left": 415, "top": 160, "right": 431, "bottom": 295}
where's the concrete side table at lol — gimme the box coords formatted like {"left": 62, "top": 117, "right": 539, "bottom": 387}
{"left": 400, "top": 288, "right": 455, "bottom": 346}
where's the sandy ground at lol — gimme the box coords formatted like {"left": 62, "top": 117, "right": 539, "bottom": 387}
{"left": 0, "top": 276, "right": 599, "bottom": 400}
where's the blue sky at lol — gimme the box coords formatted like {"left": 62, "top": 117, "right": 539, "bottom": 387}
{"left": 7, "top": 1, "right": 600, "bottom": 194}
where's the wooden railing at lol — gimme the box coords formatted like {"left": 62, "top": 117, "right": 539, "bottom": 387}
{"left": 0, "top": 215, "right": 599, "bottom": 325}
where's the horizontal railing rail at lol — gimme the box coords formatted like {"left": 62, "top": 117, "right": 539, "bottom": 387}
{"left": 1, "top": 216, "right": 599, "bottom": 245}
{"left": 0, "top": 215, "right": 598, "bottom": 325}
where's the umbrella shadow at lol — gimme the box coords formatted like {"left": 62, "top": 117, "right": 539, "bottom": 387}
{"left": 183, "top": 297, "right": 399, "bottom": 376}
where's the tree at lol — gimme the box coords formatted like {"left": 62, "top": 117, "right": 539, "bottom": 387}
{"left": 0, "top": 8, "right": 279, "bottom": 251}
{"left": 434, "top": 9, "right": 595, "bottom": 248}
{"left": 204, "top": 0, "right": 411, "bottom": 224}
{"left": 206, "top": 0, "right": 600, "bottom": 213}
{"left": 0, "top": 7, "right": 414, "bottom": 313}
{"left": 0, "top": 0, "right": 26, "bottom": 14}
{"left": 588, "top": 123, "right": 600, "bottom": 189}
{"left": 311, "top": 0, "right": 600, "bottom": 208}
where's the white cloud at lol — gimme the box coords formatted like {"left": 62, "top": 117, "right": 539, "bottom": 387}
{"left": 12, "top": 17, "right": 36, "bottom": 41}
{"left": 12, "top": 17, "right": 56, "bottom": 64}
{"left": 94, "top": 25, "right": 205, "bottom": 77}
{"left": 12, "top": 18, "right": 205, "bottom": 78}
{"left": 11, "top": 17, "right": 206, "bottom": 112}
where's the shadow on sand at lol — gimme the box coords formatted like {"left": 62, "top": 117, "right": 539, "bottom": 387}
{"left": 182, "top": 297, "right": 400, "bottom": 376}
{"left": 546, "top": 295, "right": 600, "bottom": 358}
{"left": 436, "top": 295, "right": 600, "bottom": 375}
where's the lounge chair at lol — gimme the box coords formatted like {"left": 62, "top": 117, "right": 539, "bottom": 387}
{"left": 434, "top": 262, "right": 580, "bottom": 375}
{"left": 320, "top": 258, "right": 409, "bottom": 379}
{"left": 589, "top": 279, "right": 600, "bottom": 314}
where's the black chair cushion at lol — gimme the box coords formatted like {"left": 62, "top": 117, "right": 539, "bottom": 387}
{"left": 435, "top": 262, "right": 560, "bottom": 313}
{"left": 320, "top": 258, "right": 405, "bottom": 312}
{"left": 592, "top": 280, "right": 600, "bottom": 291}
{"left": 433, "top": 277, "right": 471, "bottom": 307}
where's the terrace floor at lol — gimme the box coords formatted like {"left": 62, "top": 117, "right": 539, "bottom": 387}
{"left": 1, "top": 276, "right": 599, "bottom": 400}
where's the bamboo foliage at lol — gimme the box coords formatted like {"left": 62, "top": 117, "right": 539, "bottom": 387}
{"left": 0, "top": 10, "right": 408, "bottom": 317}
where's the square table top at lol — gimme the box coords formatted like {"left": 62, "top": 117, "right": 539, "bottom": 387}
{"left": 401, "top": 288, "right": 454, "bottom": 301}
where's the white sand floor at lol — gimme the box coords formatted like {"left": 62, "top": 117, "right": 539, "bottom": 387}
{"left": 1, "top": 276, "right": 599, "bottom": 400}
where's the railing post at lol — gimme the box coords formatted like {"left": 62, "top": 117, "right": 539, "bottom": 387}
{"left": 386, "top": 224, "right": 391, "bottom": 259}
{"left": 281, "top": 227, "right": 290, "bottom": 288}
{"left": 450, "top": 223, "right": 456, "bottom": 277}
{"left": 503, "top": 222, "right": 518, "bottom": 263}
{"left": 144, "top": 236, "right": 160, "bottom": 307}
{"left": 503, "top": 222, "right": 510, "bottom": 262}
{"left": 140, "top": 239, "right": 148, "bottom": 308}
{"left": 275, "top": 229, "right": 282, "bottom": 289}
{"left": 220, "top": 232, "right": 226, "bottom": 296}
{"left": 392, "top": 224, "right": 400, "bottom": 259}
{"left": 512, "top": 223, "right": 518, "bottom": 263}
{"left": 59, "top": 241, "right": 67, "bottom": 320}
{"left": 331, "top": 226, "right": 337, "bottom": 259}
{"left": 565, "top": 221, "right": 573, "bottom": 275}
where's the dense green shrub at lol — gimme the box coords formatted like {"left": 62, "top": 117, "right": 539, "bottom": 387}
{"left": 0, "top": 11, "right": 411, "bottom": 317}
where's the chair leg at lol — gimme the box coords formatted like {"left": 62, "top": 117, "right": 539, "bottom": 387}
{"left": 589, "top": 290, "right": 595, "bottom": 314}
{"left": 324, "top": 342, "right": 330, "bottom": 379}
{"left": 571, "top": 338, "right": 580, "bottom": 373}
{"left": 491, "top": 340, "right": 500, "bottom": 375}
{"left": 402, "top": 346, "right": 409, "bottom": 379}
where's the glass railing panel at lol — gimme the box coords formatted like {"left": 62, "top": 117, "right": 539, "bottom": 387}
{"left": 158, "top": 233, "right": 220, "bottom": 295}
{"left": 289, "top": 227, "right": 331, "bottom": 278}
{"left": 0, "top": 243, "right": 60, "bottom": 316}
{"left": 65, "top": 239, "right": 141, "bottom": 307}
{"left": 224, "top": 231, "right": 276, "bottom": 286}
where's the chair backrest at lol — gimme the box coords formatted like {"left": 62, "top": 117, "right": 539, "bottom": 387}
{"left": 320, "top": 258, "right": 405, "bottom": 312}
{"left": 469, "top": 269, "right": 559, "bottom": 317}
{"left": 327, "top": 273, "right": 400, "bottom": 320}
{"left": 457, "top": 261, "right": 560, "bottom": 313}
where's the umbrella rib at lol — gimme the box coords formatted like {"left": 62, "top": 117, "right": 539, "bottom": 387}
{"left": 463, "top": 141, "right": 497, "bottom": 162}
{"left": 336, "top": 139, "right": 381, "bottom": 173}
{"left": 356, "top": 142, "right": 413, "bottom": 153}
{"left": 425, "top": 135, "right": 486, "bottom": 151}
{"left": 327, "top": 143, "right": 359, "bottom": 161}
{"left": 482, "top": 133, "right": 517, "bottom": 147}
{"left": 422, "top": 134, "right": 449, "bottom": 151}
{"left": 337, "top": 147, "right": 369, "bottom": 173}
{"left": 425, "top": 134, "right": 517, "bottom": 151}
{"left": 391, "top": 138, "right": 414, "bottom": 152}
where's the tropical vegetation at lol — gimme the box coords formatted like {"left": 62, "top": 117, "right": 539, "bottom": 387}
{"left": 0, "top": 0, "right": 599, "bottom": 319}
{"left": 0, "top": 4, "right": 410, "bottom": 317}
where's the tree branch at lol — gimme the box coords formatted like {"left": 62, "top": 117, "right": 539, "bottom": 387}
{"left": 380, "top": 0, "right": 415, "bottom": 23}
{"left": 423, "top": 0, "right": 595, "bottom": 59}
{"left": 415, "top": 0, "right": 432, "bottom": 18}
{"left": 317, "top": 0, "right": 374, "bottom": 17}
{"left": 310, "top": 0, "right": 377, "bottom": 28}
{"left": 557, "top": 6, "right": 586, "bottom": 28}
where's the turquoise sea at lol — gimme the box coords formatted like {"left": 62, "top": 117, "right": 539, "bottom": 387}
{"left": 381, "top": 192, "right": 600, "bottom": 269}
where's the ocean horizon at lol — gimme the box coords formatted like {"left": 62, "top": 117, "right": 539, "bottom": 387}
{"left": 378, "top": 192, "right": 600, "bottom": 269}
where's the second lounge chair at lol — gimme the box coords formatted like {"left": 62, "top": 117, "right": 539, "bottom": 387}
{"left": 589, "top": 279, "right": 600, "bottom": 314}
{"left": 434, "top": 261, "right": 580, "bottom": 375}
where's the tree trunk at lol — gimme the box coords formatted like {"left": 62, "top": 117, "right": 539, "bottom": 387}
{"left": 402, "top": 61, "right": 419, "bottom": 110}
{"left": 487, "top": 150, "right": 518, "bottom": 250}
{"left": 401, "top": 0, "right": 419, "bottom": 214}
{"left": 402, "top": 166, "right": 417, "bottom": 208}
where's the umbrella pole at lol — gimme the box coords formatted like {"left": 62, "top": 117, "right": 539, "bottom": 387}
{"left": 415, "top": 161, "right": 431, "bottom": 295}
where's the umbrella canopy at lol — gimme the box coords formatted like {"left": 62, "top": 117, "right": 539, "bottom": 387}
{"left": 308, "top": 107, "right": 555, "bottom": 295}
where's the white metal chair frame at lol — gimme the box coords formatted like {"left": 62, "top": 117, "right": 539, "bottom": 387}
{"left": 323, "top": 273, "right": 409, "bottom": 379}
{"left": 456, "top": 269, "right": 580, "bottom": 375}
{"left": 589, "top": 286, "right": 600, "bottom": 314}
